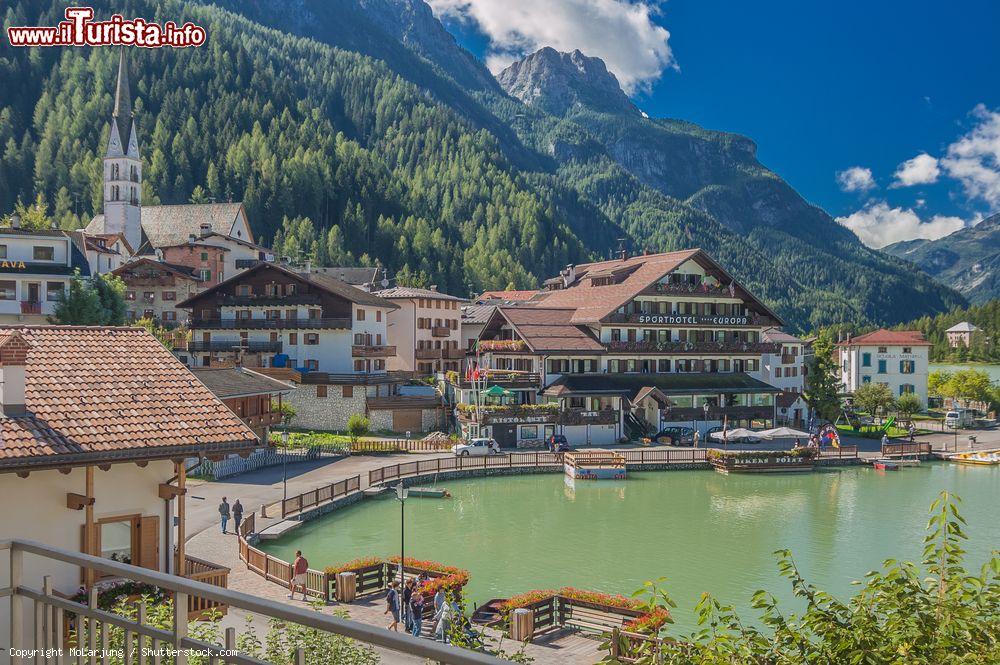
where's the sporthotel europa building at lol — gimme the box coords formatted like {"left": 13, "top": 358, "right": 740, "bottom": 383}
{"left": 450, "top": 248, "right": 785, "bottom": 447}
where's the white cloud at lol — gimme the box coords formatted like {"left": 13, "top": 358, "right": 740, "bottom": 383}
{"left": 941, "top": 104, "right": 1000, "bottom": 208}
{"left": 836, "top": 201, "right": 966, "bottom": 248}
{"left": 428, "top": 0, "right": 674, "bottom": 93}
{"left": 835, "top": 166, "right": 876, "bottom": 193}
{"left": 892, "top": 153, "right": 940, "bottom": 187}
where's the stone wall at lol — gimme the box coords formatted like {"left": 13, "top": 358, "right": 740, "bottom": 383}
{"left": 285, "top": 383, "right": 367, "bottom": 431}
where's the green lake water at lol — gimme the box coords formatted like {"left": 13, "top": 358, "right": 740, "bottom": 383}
{"left": 261, "top": 464, "right": 1000, "bottom": 631}
{"left": 930, "top": 363, "right": 1000, "bottom": 383}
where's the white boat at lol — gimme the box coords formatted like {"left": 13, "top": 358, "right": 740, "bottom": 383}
{"left": 949, "top": 450, "right": 1000, "bottom": 466}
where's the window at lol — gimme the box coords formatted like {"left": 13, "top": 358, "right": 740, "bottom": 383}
{"left": 376, "top": 310, "right": 382, "bottom": 322}
{"left": 200, "top": 252, "right": 209, "bottom": 261}
{"left": 356, "top": 308, "right": 365, "bottom": 321}
{"left": 0, "top": 245, "right": 6, "bottom": 258}
{"left": 305, "top": 360, "right": 318, "bottom": 370}
{"left": 354, "top": 360, "right": 365, "bottom": 371}
{"left": 877, "top": 360, "right": 887, "bottom": 374}
{"left": 0, "top": 280, "right": 15, "bottom": 300}
{"left": 33, "top": 246, "right": 54, "bottom": 261}
{"left": 98, "top": 516, "right": 135, "bottom": 565}
{"left": 899, "top": 384, "right": 915, "bottom": 395}
{"left": 861, "top": 352, "right": 871, "bottom": 367}
{"left": 775, "top": 367, "right": 783, "bottom": 378}
{"left": 236, "top": 285, "right": 251, "bottom": 296}
{"left": 316, "top": 385, "right": 328, "bottom": 398}
{"left": 878, "top": 346, "right": 887, "bottom": 353}
{"left": 343, "top": 385, "right": 354, "bottom": 398}
{"left": 143, "top": 291, "right": 155, "bottom": 303}
{"left": 304, "top": 333, "right": 319, "bottom": 345}
{"left": 900, "top": 360, "right": 915, "bottom": 374}
{"left": 162, "top": 311, "right": 176, "bottom": 321}
{"left": 46, "top": 281, "right": 64, "bottom": 301}
{"left": 520, "top": 425, "right": 538, "bottom": 440}
{"left": 289, "top": 333, "right": 298, "bottom": 345}
{"left": 902, "top": 347, "right": 912, "bottom": 354}
{"left": 199, "top": 269, "right": 212, "bottom": 281}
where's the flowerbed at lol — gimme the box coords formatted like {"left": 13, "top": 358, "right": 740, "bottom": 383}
{"left": 706, "top": 448, "right": 817, "bottom": 461}
{"left": 500, "top": 587, "right": 669, "bottom": 635}
{"left": 323, "top": 556, "right": 384, "bottom": 575}
{"left": 388, "top": 556, "right": 470, "bottom": 594}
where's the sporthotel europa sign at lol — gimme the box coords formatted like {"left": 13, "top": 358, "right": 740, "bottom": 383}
{"left": 628, "top": 314, "right": 753, "bottom": 326}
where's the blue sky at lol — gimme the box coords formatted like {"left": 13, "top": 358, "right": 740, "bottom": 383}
{"left": 430, "top": 0, "right": 1000, "bottom": 247}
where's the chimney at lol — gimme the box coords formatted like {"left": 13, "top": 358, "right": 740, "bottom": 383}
{"left": 0, "top": 333, "right": 31, "bottom": 417}
{"left": 199, "top": 222, "right": 212, "bottom": 236}
{"left": 188, "top": 233, "right": 197, "bottom": 244}
{"left": 563, "top": 264, "right": 576, "bottom": 287}
{"left": 305, "top": 259, "right": 312, "bottom": 273}
{"left": 11, "top": 213, "right": 20, "bottom": 229}
{"left": 155, "top": 248, "right": 164, "bottom": 261}
{"left": 429, "top": 285, "right": 438, "bottom": 292}
{"left": 616, "top": 238, "right": 628, "bottom": 261}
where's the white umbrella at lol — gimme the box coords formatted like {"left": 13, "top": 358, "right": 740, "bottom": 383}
{"left": 709, "top": 428, "right": 758, "bottom": 441}
{"left": 756, "top": 427, "right": 811, "bottom": 440}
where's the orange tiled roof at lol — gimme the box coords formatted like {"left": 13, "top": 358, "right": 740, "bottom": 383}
{"left": 0, "top": 326, "right": 259, "bottom": 470}
{"left": 477, "top": 290, "right": 540, "bottom": 302}
{"left": 837, "top": 329, "right": 931, "bottom": 346}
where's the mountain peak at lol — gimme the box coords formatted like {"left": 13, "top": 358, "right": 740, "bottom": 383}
{"left": 496, "top": 47, "right": 638, "bottom": 116}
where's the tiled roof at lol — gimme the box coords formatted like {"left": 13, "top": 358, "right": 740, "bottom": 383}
{"left": 945, "top": 322, "right": 979, "bottom": 333}
{"left": 0, "top": 326, "right": 259, "bottom": 470}
{"left": 191, "top": 367, "right": 293, "bottom": 399}
{"left": 838, "top": 329, "right": 931, "bottom": 346}
{"left": 497, "top": 307, "right": 604, "bottom": 353}
{"left": 761, "top": 328, "right": 803, "bottom": 344}
{"left": 112, "top": 257, "right": 199, "bottom": 281}
{"left": 462, "top": 304, "right": 496, "bottom": 325}
{"left": 477, "top": 290, "right": 539, "bottom": 302}
{"left": 87, "top": 202, "right": 248, "bottom": 248}
{"left": 309, "top": 266, "right": 381, "bottom": 287}
{"left": 776, "top": 391, "right": 805, "bottom": 408}
{"left": 543, "top": 372, "right": 781, "bottom": 399}
{"left": 376, "top": 286, "right": 465, "bottom": 301}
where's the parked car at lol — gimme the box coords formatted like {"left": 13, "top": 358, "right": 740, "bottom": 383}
{"left": 451, "top": 438, "right": 501, "bottom": 456}
{"left": 547, "top": 434, "right": 570, "bottom": 452}
{"left": 945, "top": 410, "right": 974, "bottom": 428}
{"left": 652, "top": 426, "right": 695, "bottom": 445}
{"left": 706, "top": 426, "right": 761, "bottom": 444}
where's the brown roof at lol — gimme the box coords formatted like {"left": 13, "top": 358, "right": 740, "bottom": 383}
{"left": 477, "top": 290, "right": 539, "bottom": 302}
{"left": 0, "top": 326, "right": 259, "bottom": 471}
{"left": 112, "top": 257, "right": 200, "bottom": 281}
{"left": 776, "top": 392, "right": 805, "bottom": 408}
{"left": 494, "top": 307, "right": 604, "bottom": 353}
{"left": 533, "top": 249, "right": 783, "bottom": 325}
{"left": 191, "top": 367, "right": 293, "bottom": 399}
{"left": 837, "top": 329, "right": 931, "bottom": 347}
{"left": 761, "top": 328, "right": 803, "bottom": 344}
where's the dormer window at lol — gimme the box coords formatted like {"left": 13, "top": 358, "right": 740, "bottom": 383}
{"left": 236, "top": 285, "right": 252, "bottom": 297}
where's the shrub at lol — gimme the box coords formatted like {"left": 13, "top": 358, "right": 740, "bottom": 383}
{"left": 346, "top": 414, "right": 370, "bottom": 444}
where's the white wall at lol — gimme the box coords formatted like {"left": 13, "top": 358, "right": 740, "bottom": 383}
{"left": 0, "top": 461, "right": 174, "bottom": 647}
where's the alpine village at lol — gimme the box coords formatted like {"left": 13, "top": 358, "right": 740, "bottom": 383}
{"left": 0, "top": 2, "right": 998, "bottom": 664}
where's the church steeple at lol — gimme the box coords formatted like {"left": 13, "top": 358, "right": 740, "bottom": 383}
{"left": 103, "top": 47, "right": 142, "bottom": 249}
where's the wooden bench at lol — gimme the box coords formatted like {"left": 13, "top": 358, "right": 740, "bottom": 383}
{"left": 561, "top": 603, "right": 632, "bottom": 634}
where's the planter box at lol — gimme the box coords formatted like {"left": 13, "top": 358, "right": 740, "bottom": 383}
{"left": 708, "top": 451, "right": 817, "bottom": 474}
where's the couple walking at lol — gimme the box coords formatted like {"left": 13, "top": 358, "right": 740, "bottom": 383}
{"left": 218, "top": 497, "right": 244, "bottom": 534}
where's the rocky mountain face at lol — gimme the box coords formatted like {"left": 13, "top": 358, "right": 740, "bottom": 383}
{"left": 497, "top": 47, "right": 638, "bottom": 116}
{"left": 884, "top": 213, "right": 1000, "bottom": 303}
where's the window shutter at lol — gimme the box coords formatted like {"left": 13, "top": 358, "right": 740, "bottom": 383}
{"left": 138, "top": 515, "right": 160, "bottom": 570}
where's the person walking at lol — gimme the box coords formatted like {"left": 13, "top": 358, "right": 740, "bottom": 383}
{"left": 410, "top": 590, "right": 425, "bottom": 638}
{"left": 232, "top": 499, "right": 244, "bottom": 533}
{"left": 908, "top": 423, "right": 916, "bottom": 443}
{"left": 693, "top": 430, "right": 700, "bottom": 448}
{"left": 402, "top": 579, "right": 415, "bottom": 632}
{"left": 881, "top": 432, "right": 889, "bottom": 448}
{"left": 289, "top": 550, "right": 309, "bottom": 601}
{"left": 433, "top": 591, "right": 452, "bottom": 643}
{"left": 384, "top": 581, "right": 400, "bottom": 631}
{"left": 218, "top": 497, "right": 230, "bottom": 534}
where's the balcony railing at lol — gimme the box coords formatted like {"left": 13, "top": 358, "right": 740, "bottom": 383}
{"left": 416, "top": 348, "right": 443, "bottom": 359}
{"left": 299, "top": 370, "right": 411, "bottom": 385}
{"left": 447, "top": 370, "right": 541, "bottom": 388}
{"left": 0, "top": 539, "right": 502, "bottom": 665}
{"left": 19, "top": 301, "right": 41, "bottom": 315}
{"left": 604, "top": 340, "right": 780, "bottom": 355}
{"left": 444, "top": 347, "right": 467, "bottom": 359}
{"left": 191, "top": 317, "right": 351, "bottom": 330}
{"left": 216, "top": 294, "right": 323, "bottom": 306}
{"left": 431, "top": 325, "right": 451, "bottom": 337}
{"left": 642, "top": 281, "right": 736, "bottom": 296}
{"left": 456, "top": 403, "right": 560, "bottom": 424}
{"left": 187, "top": 340, "right": 282, "bottom": 353}
{"left": 352, "top": 344, "right": 396, "bottom": 358}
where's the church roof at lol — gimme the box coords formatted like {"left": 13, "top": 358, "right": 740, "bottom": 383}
{"left": 113, "top": 48, "right": 133, "bottom": 149}
{"left": 87, "top": 202, "right": 248, "bottom": 249}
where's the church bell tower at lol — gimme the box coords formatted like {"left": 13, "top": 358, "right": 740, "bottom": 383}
{"left": 103, "top": 48, "right": 142, "bottom": 249}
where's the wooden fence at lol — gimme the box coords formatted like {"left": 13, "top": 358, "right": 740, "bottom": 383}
{"left": 281, "top": 474, "right": 361, "bottom": 518}
{"left": 350, "top": 438, "right": 454, "bottom": 454}
{"left": 183, "top": 555, "right": 231, "bottom": 619}
{"left": 881, "top": 442, "right": 933, "bottom": 458}
{"left": 819, "top": 444, "right": 860, "bottom": 459}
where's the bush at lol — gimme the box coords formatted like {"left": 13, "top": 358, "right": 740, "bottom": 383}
{"left": 346, "top": 414, "right": 371, "bottom": 444}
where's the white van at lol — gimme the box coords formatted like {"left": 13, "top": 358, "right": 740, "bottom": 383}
{"left": 945, "top": 410, "right": 974, "bottom": 428}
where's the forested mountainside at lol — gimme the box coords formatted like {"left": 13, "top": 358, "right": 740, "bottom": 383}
{"left": 884, "top": 213, "right": 1000, "bottom": 304}
{"left": 894, "top": 299, "right": 1000, "bottom": 362}
{"left": 0, "top": 0, "right": 965, "bottom": 329}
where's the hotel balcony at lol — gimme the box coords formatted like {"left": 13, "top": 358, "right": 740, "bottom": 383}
{"left": 191, "top": 317, "right": 351, "bottom": 330}
{"left": 447, "top": 370, "right": 541, "bottom": 389}
{"left": 217, "top": 294, "right": 323, "bottom": 306}
{"left": 443, "top": 347, "right": 467, "bottom": 359}
{"left": 456, "top": 403, "right": 560, "bottom": 424}
{"left": 603, "top": 340, "right": 781, "bottom": 355}
{"left": 188, "top": 340, "right": 283, "bottom": 353}
{"left": 352, "top": 344, "right": 396, "bottom": 358}
{"left": 416, "top": 348, "right": 443, "bottom": 359}
{"left": 431, "top": 325, "right": 451, "bottom": 337}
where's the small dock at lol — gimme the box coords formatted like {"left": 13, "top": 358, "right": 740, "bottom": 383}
{"left": 564, "top": 450, "right": 627, "bottom": 480}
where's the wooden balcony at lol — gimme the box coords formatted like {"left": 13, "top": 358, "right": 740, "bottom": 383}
{"left": 183, "top": 554, "right": 231, "bottom": 618}
{"left": 443, "top": 347, "right": 467, "bottom": 359}
{"left": 448, "top": 370, "right": 541, "bottom": 388}
{"left": 604, "top": 340, "right": 780, "bottom": 355}
{"left": 352, "top": 344, "right": 396, "bottom": 358}
{"left": 192, "top": 317, "right": 351, "bottom": 330}
{"left": 431, "top": 325, "right": 451, "bottom": 337}
{"left": 188, "top": 340, "right": 282, "bottom": 353}
{"left": 415, "top": 348, "right": 443, "bottom": 359}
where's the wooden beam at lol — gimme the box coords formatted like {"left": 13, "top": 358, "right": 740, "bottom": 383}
{"left": 175, "top": 461, "right": 186, "bottom": 574}
{"left": 158, "top": 483, "right": 187, "bottom": 500}
{"left": 135, "top": 460, "right": 149, "bottom": 468}
{"left": 66, "top": 493, "right": 95, "bottom": 510}
{"left": 16, "top": 471, "right": 29, "bottom": 478}
{"left": 83, "top": 465, "right": 95, "bottom": 587}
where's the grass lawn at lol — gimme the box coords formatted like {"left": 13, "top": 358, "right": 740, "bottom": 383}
{"left": 836, "top": 424, "right": 928, "bottom": 439}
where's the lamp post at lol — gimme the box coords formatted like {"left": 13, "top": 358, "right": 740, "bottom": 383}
{"left": 395, "top": 482, "right": 408, "bottom": 584}
{"left": 702, "top": 402, "right": 710, "bottom": 448}
{"left": 281, "top": 429, "right": 290, "bottom": 503}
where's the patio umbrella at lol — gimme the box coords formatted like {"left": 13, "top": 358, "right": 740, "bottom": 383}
{"left": 481, "top": 385, "right": 511, "bottom": 398}
{"left": 755, "top": 427, "right": 811, "bottom": 440}
{"left": 709, "top": 428, "right": 758, "bottom": 441}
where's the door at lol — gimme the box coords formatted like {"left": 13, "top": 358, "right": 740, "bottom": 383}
{"left": 27, "top": 282, "right": 40, "bottom": 303}
{"left": 392, "top": 409, "right": 422, "bottom": 433}
{"left": 493, "top": 425, "right": 517, "bottom": 449}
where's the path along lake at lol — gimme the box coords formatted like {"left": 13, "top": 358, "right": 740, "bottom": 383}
{"left": 261, "top": 464, "right": 999, "bottom": 632}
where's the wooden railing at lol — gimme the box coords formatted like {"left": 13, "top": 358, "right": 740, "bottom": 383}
{"left": 183, "top": 555, "right": 230, "bottom": 619}
{"left": 281, "top": 474, "right": 361, "bottom": 518}
{"left": 881, "top": 441, "right": 932, "bottom": 458}
{"left": 349, "top": 438, "right": 452, "bottom": 453}
{"left": 819, "top": 444, "right": 860, "bottom": 459}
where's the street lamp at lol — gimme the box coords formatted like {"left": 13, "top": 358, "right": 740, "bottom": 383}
{"left": 395, "top": 482, "right": 408, "bottom": 584}
{"left": 281, "top": 429, "right": 290, "bottom": 503}
{"left": 702, "top": 402, "right": 710, "bottom": 447}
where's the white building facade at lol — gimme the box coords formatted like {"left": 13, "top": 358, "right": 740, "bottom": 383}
{"left": 0, "top": 226, "right": 90, "bottom": 324}
{"left": 837, "top": 329, "right": 931, "bottom": 406}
